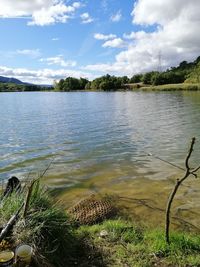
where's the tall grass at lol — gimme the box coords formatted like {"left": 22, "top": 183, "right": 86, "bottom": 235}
{"left": 78, "top": 219, "right": 200, "bottom": 266}
{"left": 0, "top": 181, "right": 77, "bottom": 267}
{"left": 1, "top": 184, "right": 200, "bottom": 266}
{"left": 138, "top": 83, "right": 200, "bottom": 91}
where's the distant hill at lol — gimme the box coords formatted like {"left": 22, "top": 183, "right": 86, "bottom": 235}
{"left": 0, "top": 76, "right": 53, "bottom": 92}
{"left": 0, "top": 76, "right": 26, "bottom": 85}
{"left": 0, "top": 75, "right": 52, "bottom": 88}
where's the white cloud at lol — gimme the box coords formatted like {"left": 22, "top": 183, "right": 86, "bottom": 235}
{"left": 16, "top": 49, "right": 41, "bottom": 58}
{"left": 52, "top": 37, "right": 59, "bottom": 41}
{"left": 94, "top": 33, "right": 126, "bottom": 49}
{"left": 85, "top": 0, "right": 200, "bottom": 76}
{"left": 0, "top": 65, "right": 93, "bottom": 84}
{"left": 40, "top": 55, "right": 77, "bottom": 67}
{"left": 73, "top": 2, "right": 81, "bottom": 9}
{"left": 0, "top": 1, "right": 81, "bottom": 26}
{"left": 83, "top": 62, "right": 127, "bottom": 74}
{"left": 123, "top": 31, "right": 145, "bottom": 40}
{"left": 80, "top": 12, "right": 94, "bottom": 24}
{"left": 132, "top": 0, "right": 191, "bottom": 26}
{"left": 29, "top": 2, "right": 81, "bottom": 26}
{"left": 1, "top": 0, "right": 200, "bottom": 81}
{"left": 102, "top": 38, "right": 126, "bottom": 48}
{"left": 1, "top": 49, "right": 41, "bottom": 59}
{"left": 94, "top": 33, "right": 116, "bottom": 40}
{"left": 110, "top": 10, "right": 122, "bottom": 22}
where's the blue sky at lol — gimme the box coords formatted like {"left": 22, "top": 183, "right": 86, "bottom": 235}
{"left": 0, "top": 0, "right": 199, "bottom": 84}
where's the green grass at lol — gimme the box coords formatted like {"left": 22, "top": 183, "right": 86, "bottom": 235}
{"left": 1, "top": 185, "right": 200, "bottom": 266}
{"left": 138, "top": 83, "right": 200, "bottom": 91}
{"left": 0, "top": 182, "right": 79, "bottom": 267}
{"left": 77, "top": 219, "right": 200, "bottom": 267}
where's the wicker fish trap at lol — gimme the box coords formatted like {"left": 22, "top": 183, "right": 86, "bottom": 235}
{"left": 68, "top": 194, "right": 115, "bottom": 225}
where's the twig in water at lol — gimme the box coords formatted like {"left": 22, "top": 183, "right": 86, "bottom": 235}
{"left": 147, "top": 153, "right": 185, "bottom": 171}
{"left": 37, "top": 157, "right": 55, "bottom": 180}
{"left": 119, "top": 196, "right": 200, "bottom": 232}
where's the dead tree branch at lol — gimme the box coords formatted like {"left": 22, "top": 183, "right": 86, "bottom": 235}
{"left": 0, "top": 203, "right": 24, "bottom": 243}
{"left": 23, "top": 180, "right": 36, "bottom": 218}
{"left": 165, "top": 137, "right": 199, "bottom": 244}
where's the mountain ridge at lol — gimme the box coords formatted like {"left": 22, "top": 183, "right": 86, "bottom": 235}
{"left": 0, "top": 75, "right": 52, "bottom": 87}
{"left": 0, "top": 75, "right": 25, "bottom": 84}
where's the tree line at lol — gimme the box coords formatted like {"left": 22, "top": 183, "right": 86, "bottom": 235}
{"left": 54, "top": 56, "right": 200, "bottom": 91}
{"left": 54, "top": 75, "right": 129, "bottom": 91}
{"left": 1, "top": 56, "right": 200, "bottom": 92}
{"left": 0, "top": 83, "right": 52, "bottom": 92}
{"left": 130, "top": 56, "right": 200, "bottom": 85}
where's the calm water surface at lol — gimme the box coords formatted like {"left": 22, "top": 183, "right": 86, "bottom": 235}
{"left": 0, "top": 91, "right": 200, "bottom": 184}
{"left": 1, "top": 91, "right": 200, "bottom": 227}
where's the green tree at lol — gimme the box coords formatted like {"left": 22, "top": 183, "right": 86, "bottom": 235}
{"left": 119, "top": 76, "right": 129, "bottom": 84}
{"left": 54, "top": 79, "right": 65, "bottom": 91}
{"left": 130, "top": 74, "right": 143, "bottom": 83}
{"left": 85, "top": 82, "right": 91, "bottom": 90}
{"left": 152, "top": 72, "right": 185, "bottom": 85}
{"left": 79, "top": 78, "right": 89, "bottom": 89}
{"left": 142, "top": 71, "right": 158, "bottom": 85}
{"left": 90, "top": 74, "right": 122, "bottom": 91}
{"left": 186, "top": 62, "right": 200, "bottom": 83}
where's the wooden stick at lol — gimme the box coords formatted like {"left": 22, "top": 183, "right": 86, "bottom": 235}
{"left": 165, "top": 137, "right": 196, "bottom": 244}
{"left": 0, "top": 202, "right": 24, "bottom": 243}
{"left": 23, "top": 180, "right": 36, "bottom": 218}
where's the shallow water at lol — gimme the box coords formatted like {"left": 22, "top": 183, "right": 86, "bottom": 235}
{"left": 0, "top": 91, "right": 200, "bottom": 228}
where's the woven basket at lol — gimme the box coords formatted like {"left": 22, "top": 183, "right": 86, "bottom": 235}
{"left": 68, "top": 195, "right": 115, "bottom": 225}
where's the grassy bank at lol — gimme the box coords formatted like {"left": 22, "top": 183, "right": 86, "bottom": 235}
{"left": 0, "top": 181, "right": 79, "bottom": 267}
{"left": 133, "top": 83, "right": 200, "bottom": 91}
{"left": 78, "top": 220, "right": 200, "bottom": 267}
{"left": 1, "top": 182, "right": 200, "bottom": 266}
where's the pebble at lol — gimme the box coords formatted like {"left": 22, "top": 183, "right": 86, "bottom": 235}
{"left": 99, "top": 230, "right": 108, "bottom": 238}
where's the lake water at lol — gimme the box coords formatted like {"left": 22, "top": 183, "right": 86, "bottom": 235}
{"left": 0, "top": 91, "right": 200, "bottom": 228}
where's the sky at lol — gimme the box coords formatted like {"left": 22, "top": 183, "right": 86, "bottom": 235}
{"left": 0, "top": 0, "right": 200, "bottom": 84}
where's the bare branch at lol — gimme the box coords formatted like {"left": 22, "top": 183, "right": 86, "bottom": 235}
{"left": 191, "top": 172, "right": 198, "bottom": 178}
{"left": 165, "top": 137, "right": 199, "bottom": 244}
{"left": 37, "top": 157, "right": 55, "bottom": 181}
{"left": 185, "top": 137, "right": 195, "bottom": 171}
{"left": 23, "top": 180, "right": 36, "bottom": 218}
{"left": 0, "top": 203, "right": 24, "bottom": 243}
{"left": 191, "top": 164, "right": 200, "bottom": 174}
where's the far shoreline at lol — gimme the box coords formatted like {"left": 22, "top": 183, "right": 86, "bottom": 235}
{"left": 1, "top": 83, "right": 200, "bottom": 92}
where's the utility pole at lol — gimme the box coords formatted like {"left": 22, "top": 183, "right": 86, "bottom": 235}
{"left": 158, "top": 50, "right": 162, "bottom": 72}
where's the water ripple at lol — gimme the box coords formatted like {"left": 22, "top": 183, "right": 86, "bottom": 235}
{"left": 0, "top": 91, "right": 200, "bottom": 185}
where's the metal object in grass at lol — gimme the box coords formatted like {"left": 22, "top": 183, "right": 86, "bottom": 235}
{"left": 15, "top": 244, "right": 33, "bottom": 267}
{"left": 0, "top": 250, "right": 14, "bottom": 267}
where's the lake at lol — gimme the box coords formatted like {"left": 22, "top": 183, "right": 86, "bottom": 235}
{"left": 0, "top": 91, "right": 200, "bottom": 228}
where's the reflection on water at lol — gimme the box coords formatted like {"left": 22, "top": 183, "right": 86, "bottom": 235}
{"left": 0, "top": 91, "right": 200, "bottom": 227}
